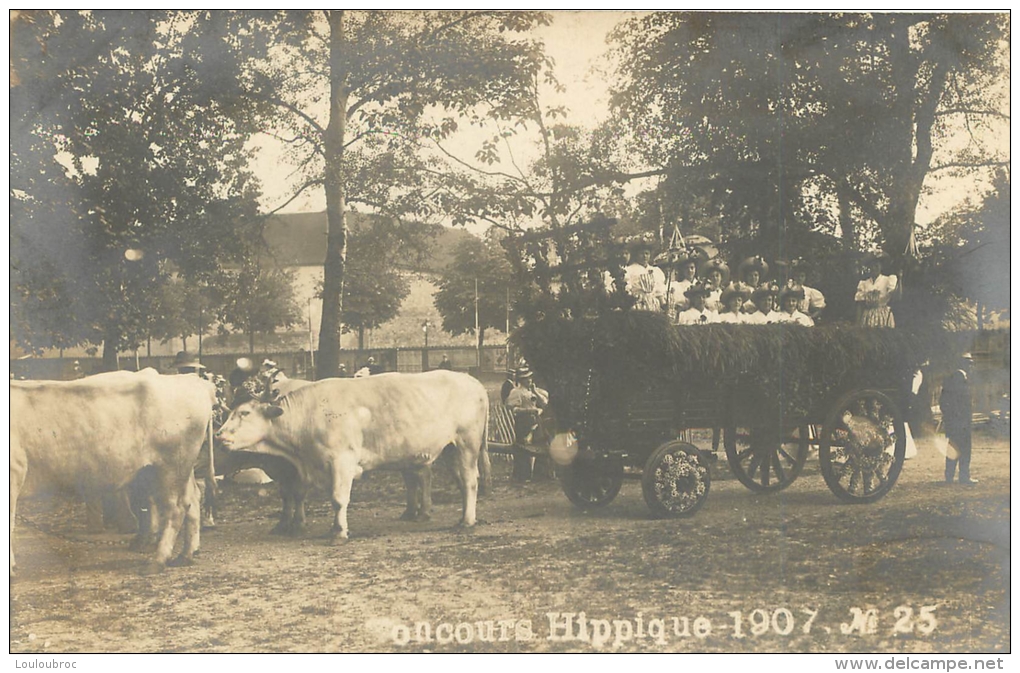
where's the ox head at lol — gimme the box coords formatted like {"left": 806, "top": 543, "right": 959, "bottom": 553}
{"left": 216, "top": 400, "right": 285, "bottom": 451}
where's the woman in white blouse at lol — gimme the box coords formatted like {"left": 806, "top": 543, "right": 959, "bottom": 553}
{"left": 855, "top": 253, "right": 898, "bottom": 328}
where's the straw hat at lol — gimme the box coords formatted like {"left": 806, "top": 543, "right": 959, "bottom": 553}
{"left": 738, "top": 255, "right": 769, "bottom": 280}
{"left": 720, "top": 284, "right": 751, "bottom": 305}
{"left": 700, "top": 258, "right": 731, "bottom": 286}
{"left": 173, "top": 351, "right": 206, "bottom": 370}
{"left": 752, "top": 284, "right": 780, "bottom": 301}
{"left": 684, "top": 281, "right": 713, "bottom": 299}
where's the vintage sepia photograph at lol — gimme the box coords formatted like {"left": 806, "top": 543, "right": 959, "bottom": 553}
{"left": 8, "top": 10, "right": 1010, "bottom": 657}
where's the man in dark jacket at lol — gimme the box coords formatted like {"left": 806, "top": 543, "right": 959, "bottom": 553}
{"left": 941, "top": 353, "right": 976, "bottom": 485}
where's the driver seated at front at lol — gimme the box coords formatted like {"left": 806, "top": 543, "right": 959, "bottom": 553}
{"left": 505, "top": 363, "right": 549, "bottom": 446}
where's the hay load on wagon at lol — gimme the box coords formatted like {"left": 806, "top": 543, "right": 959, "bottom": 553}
{"left": 516, "top": 312, "right": 939, "bottom": 427}
{"left": 512, "top": 312, "right": 948, "bottom": 516}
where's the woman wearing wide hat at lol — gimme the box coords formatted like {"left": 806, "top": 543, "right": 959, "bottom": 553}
{"left": 733, "top": 255, "right": 769, "bottom": 312}
{"left": 745, "top": 284, "right": 782, "bottom": 324}
{"left": 855, "top": 252, "right": 898, "bottom": 327}
{"left": 625, "top": 239, "right": 666, "bottom": 312}
{"left": 663, "top": 246, "right": 703, "bottom": 317}
{"left": 777, "top": 286, "right": 814, "bottom": 326}
{"left": 676, "top": 281, "right": 719, "bottom": 325}
{"left": 787, "top": 257, "right": 826, "bottom": 322}
{"left": 700, "top": 258, "right": 730, "bottom": 312}
{"left": 717, "top": 285, "right": 751, "bottom": 323}
{"left": 735, "top": 255, "right": 769, "bottom": 289}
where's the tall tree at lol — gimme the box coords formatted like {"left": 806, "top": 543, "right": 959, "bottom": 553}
{"left": 10, "top": 11, "right": 267, "bottom": 369}
{"left": 922, "top": 170, "right": 1011, "bottom": 322}
{"left": 434, "top": 234, "right": 513, "bottom": 349}
{"left": 219, "top": 260, "right": 302, "bottom": 353}
{"left": 338, "top": 217, "right": 418, "bottom": 350}
{"left": 243, "top": 11, "right": 551, "bottom": 378}
{"left": 607, "top": 12, "right": 1009, "bottom": 264}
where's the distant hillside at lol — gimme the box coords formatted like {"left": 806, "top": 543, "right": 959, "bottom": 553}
{"left": 262, "top": 211, "right": 476, "bottom": 273}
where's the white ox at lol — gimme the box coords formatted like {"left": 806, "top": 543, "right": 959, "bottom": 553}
{"left": 216, "top": 370, "right": 489, "bottom": 539}
{"left": 211, "top": 377, "right": 437, "bottom": 536}
{"left": 10, "top": 371, "right": 215, "bottom": 574}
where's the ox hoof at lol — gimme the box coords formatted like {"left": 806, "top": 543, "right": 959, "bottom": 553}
{"left": 129, "top": 536, "right": 155, "bottom": 553}
{"left": 330, "top": 532, "right": 350, "bottom": 546}
{"left": 454, "top": 521, "right": 477, "bottom": 533}
{"left": 167, "top": 555, "right": 196, "bottom": 568}
{"left": 286, "top": 525, "right": 305, "bottom": 538}
{"left": 139, "top": 562, "right": 166, "bottom": 576}
{"left": 398, "top": 510, "right": 416, "bottom": 522}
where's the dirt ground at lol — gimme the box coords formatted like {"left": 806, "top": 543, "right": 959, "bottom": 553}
{"left": 9, "top": 429, "right": 1010, "bottom": 653}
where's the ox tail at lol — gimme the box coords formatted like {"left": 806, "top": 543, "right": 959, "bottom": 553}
{"left": 478, "top": 405, "right": 492, "bottom": 497}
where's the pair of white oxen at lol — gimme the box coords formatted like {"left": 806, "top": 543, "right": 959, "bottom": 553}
{"left": 10, "top": 368, "right": 490, "bottom": 575}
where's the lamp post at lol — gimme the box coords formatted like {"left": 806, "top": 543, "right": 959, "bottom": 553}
{"left": 308, "top": 297, "right": 316, "bottom": 378}
{"left": 422, "top": 319, "right": 431, "bottom": 371}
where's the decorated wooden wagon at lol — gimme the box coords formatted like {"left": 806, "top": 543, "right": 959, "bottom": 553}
{"left": 500, "top": 218, "right": 936, "bottom": 518}
{"left": 516, "top": 313, "right": 934, "bottom": 517}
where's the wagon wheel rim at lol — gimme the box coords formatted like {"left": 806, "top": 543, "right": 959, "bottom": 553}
{"left": 820, "top": 389, "right": 906, "bottom": 503}
{"left": 575, "top": 472, "right": 618, "bottom": 504}
{"left": 560, "top": 458, "right": 623, "bottom": 509}
{"left": 725, "top": 425, "right": 809, "bottom": 493}
{"left": 642, "top": 441, "right": 711, "bottom": 517}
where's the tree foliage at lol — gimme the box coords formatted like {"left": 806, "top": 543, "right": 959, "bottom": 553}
{"left": 434, "top": 234, "right": 513, "bottom": 348}
{"left": 338, "top": 218, "right": 421, "bottom": 348}
{"left": 608, "top": 12, "right": 1009, "bottom": 263}
{"left": 219, "top": 261, "right": 302, "bottom": 353}
{"left": 10, "top": 10, "right": 267, "bottom": 368}
{"left": 239, "top": 10, "right": 552, "bottom": 377}
{"left": 922, "top": 170, "right": 1010, "bottom": 318}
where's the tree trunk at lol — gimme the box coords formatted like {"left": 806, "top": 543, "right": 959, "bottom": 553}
{"left": 316, "top": 10, "right": 350, "bottom": 380}
{"left": 101, "top": 324, "right": 119, "bottom": 372}
{"left": 836, "top": 183, "right": 855, "bottom": 246}
{"left": 358, "top": 325, "right": 365, "bottom": 351}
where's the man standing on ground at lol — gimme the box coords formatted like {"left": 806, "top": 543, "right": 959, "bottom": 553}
{"left": 941, "top": 353, "right": 977, "bottom": 485}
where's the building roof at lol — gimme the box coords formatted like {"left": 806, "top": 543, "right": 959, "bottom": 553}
{"left": 262, "top": 211, "right": 476, "bottom": 272}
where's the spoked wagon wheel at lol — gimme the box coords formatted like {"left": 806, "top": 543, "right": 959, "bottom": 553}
{"left": 559, "top": 457, "right": 624, "bottom": 509}
{"left": 819, "top": 389, "right": 906, "bottom": 503}
{"left": 725, "top": 424, "right": 810, "bottom": 493}
{"left": 641, "top": 441, "right": 711, "bottom": 518}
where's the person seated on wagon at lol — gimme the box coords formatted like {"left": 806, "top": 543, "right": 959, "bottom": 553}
{"left": 744, "top": 284, "right": 783, "bottom": 324}
{"left": 500, "top": 367, "right": 517, "bottom": 405}
{"left": 676, "top": 281, "right": 719, "bottom": 325}
{"left": 625, "top": 241, "right": 667, "bottom": 311}
{"left": 855, "top": 252, "right": 898, "bottom": 328}
{"left": 733, "top": 255, "right": 769, "bottom": 311}
{"left": 777, "top": 286, "right": 815, "bottom": 326}
{"left": 717, "top": 285, "right": 751, "bottom": 323}
{"left": 700, "top": 258, "right": 730, "bottom": 311}
{"left": 503, "top": 365, "right": 546, "bottom": 444}
{"left": 603, "top": 244, "right": 631, "bottom": 295}
{"left": 663, "top": 246, "right": 702, "bottom": 318}
{"left": 787, "top": 258, "right": 826, "bottom": 322}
